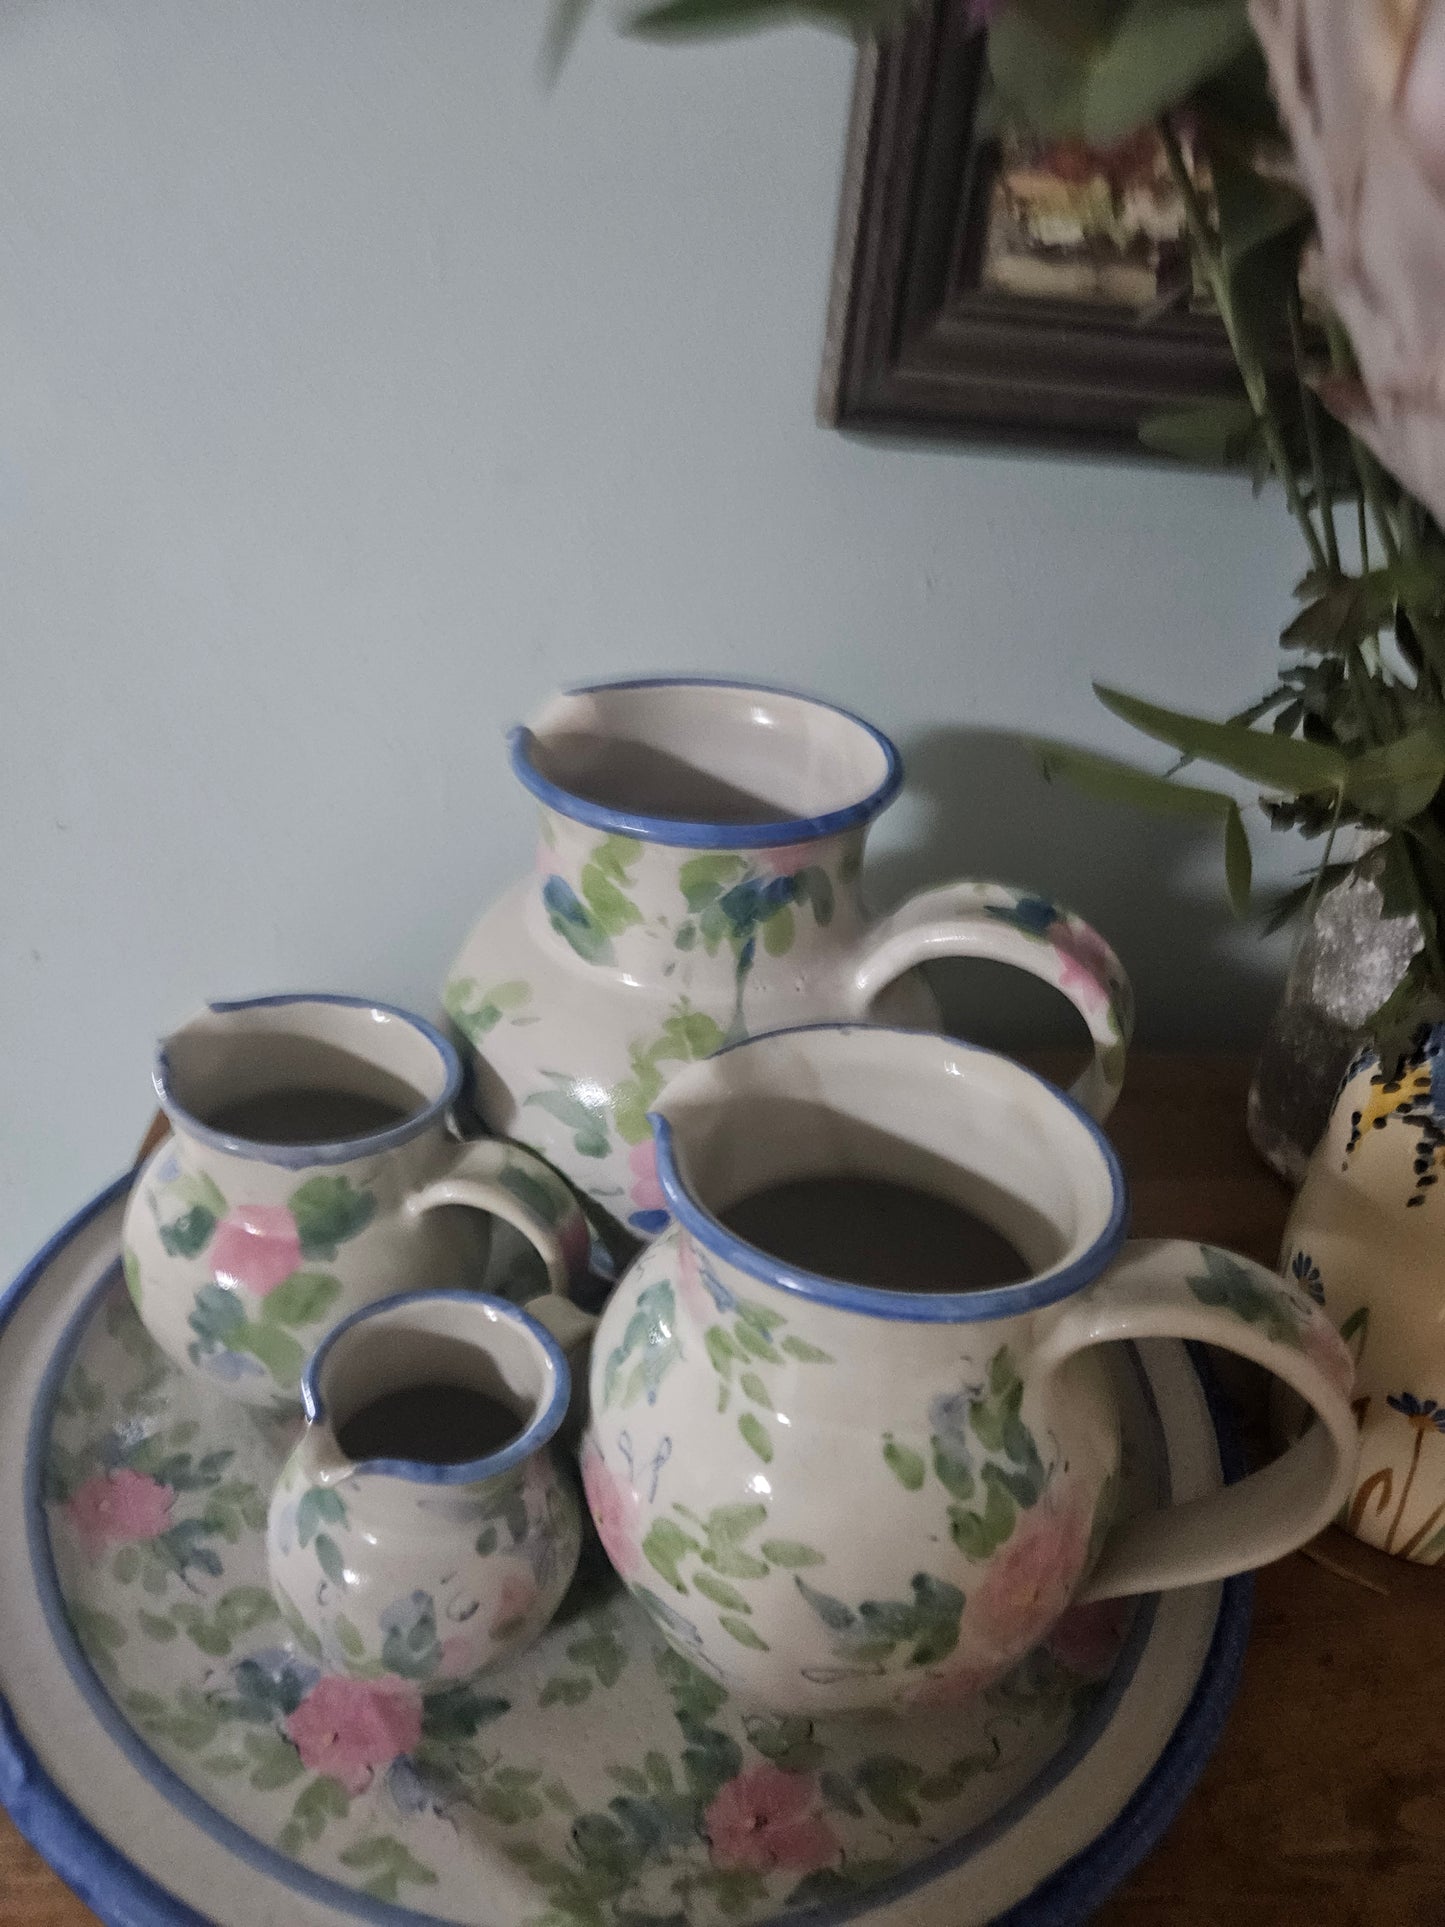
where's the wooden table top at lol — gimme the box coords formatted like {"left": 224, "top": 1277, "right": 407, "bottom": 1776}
{"left": 3, "top": 1054, "right": 1440, "bottom": 1925}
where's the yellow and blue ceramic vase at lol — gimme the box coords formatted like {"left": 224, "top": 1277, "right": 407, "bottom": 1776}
{"left": 1284, "top": 1021, "right": 1445, "bottom": 1563}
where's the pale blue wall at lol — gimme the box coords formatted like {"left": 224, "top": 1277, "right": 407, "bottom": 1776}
{"left": 0, "top": 0, "right": 1301, "bottom": 1275}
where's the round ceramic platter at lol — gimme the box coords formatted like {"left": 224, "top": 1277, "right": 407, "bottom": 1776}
{"left": 0, "top": 1179, "right": 1250, "bottom": 1927}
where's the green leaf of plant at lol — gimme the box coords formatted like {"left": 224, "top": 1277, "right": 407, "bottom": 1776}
{"left": 738, "top": 1412, "right": 773, "bottom": 1462}
{"left": 1223, "top": 803, "right": 1252, "bottom": 915}
{"left": 1094, "top": 684, "right": 1349, "bottom": 794}
{"left": 1035, "top": 740, "right": 1241, "bottom": 821}
{"left": 1343, "top": 728, "right": 1445, "bottom": 824}
{"left": 1138, "top": 397, "right": 1256, "bottom": 465}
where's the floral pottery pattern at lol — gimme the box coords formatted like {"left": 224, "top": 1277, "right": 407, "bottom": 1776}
{"left": 39, "top": 1268, "right": 1175, "bottom": 1925}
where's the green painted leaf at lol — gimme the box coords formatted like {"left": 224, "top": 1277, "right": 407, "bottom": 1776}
{"left": 719, "top": 1613, "right": 769, "bottom": 1650}
{"left": 235, "top": 1319, "right": 305, "bottom": 1387}
{"left": 738, "top": 1412, "right": 773, "bottom": 1462}
{"left": 856, "top": 1752, "right": 925, "bottom": 1827}
{"left": 288, "top": 1177, "right": 376, "bottom": 1260}
{"left": 883, "top": 1438, "right": 925, "bottom": 1491}
{"left": 260, "top": 1271, "right": 342, "bottom": 1329}
{"left": 780, "top": 1335, "right": 833, "bottom": 1363}
{"left": 794, "top": 1576, "right": 854, "bottom": 1632}
{"left": 313, "top": 1532, "right": 346, "bottom": 1586}
{"left": 524, "top": 1086, "right": 611, "bottom": 1160}
{"left": 279, "top": 1774, "right": 350, "bottom": 1854}
{"left": 581, "top": 865, "right": 643, "bottom": 938}
{"left": 693, "top": 1570, "right": 750, "bottom": 1612}
{"left": 761, "top": 905, "right": 794, "bottom": 956}
{"left": 739, "top": 1370, "right": 770, "bottom": 1406}
{"left": 932, "top": 1437, "right": 976, "bottom": 1502}
{"left": 112, "top": 1545, "right": 141, "bottom": 1584}
{"left": 760, "top": 1538, "right": 825, "bottom": 1568}
{"left": 296, "top": 1484, "right": 348, "bottom": 1547}
{"left": 123, "top": 1247, "right": 144, "bottom": 1309}
{"left": 642, "top": 1517, "right": 699, "bottom": 1592}
{"left": 798, "top": 867, "right": 834, "bottom": 925}
{"left": 591, "top": 834, "right": 642, "bottom": 884}
{"left": 679, "top": 852, "right": 746, "bottom": 911}
{"left": 733, "top": 1320, "right": 782, "bottom": 1365}
{"left": 245, "top": 1730, "right": 306, "bottom": 1790}
{"left": 705, "top": 1325, "right": 742, "bottom": 1379}
{"left": 335, "top": 1614, "right": 367, "bottom": 1660}
{"left": 159, "top": 1205, "right": 219, "bottom": 1260}
{"left": 138, "top": 1610, "right": 177, "bottom": 1642}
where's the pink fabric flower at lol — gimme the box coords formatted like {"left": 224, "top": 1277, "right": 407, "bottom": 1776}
{"left": 704, "top": 1763, "right": 840, "bottom": 1875}
{"left": 489, "top": 1570, "right": 539, "bottom": 1638}
{"left": 970, "top": 1501, "right": 1088, "bottom": 1665}
{"left": 628, "top": 1139, "right": 666, "bottom": 1214}
{"left": 283, "top": 1674, "right": 422, "bottom": 1796}
{"left": 209, "top": 1203, "right": 302, "bottom": 1297}
{"left": 762, "top": 842, "right": 818, "bottom": 878}
{"left": 581, "top": 1442, "right": 641, "bottom": 1579}
{"left": 65, "top": 1468, "right": 174, "bottom": 1559}
{"left": 1050, "top": 920, "right": 1117, "bottom": 1018}
{"left": 1046, "top": 1597, "right": 1130, "bottom": 1681}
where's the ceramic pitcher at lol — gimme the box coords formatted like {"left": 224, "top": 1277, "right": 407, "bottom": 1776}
{"left": 444, "top": 678, "right": 1133, "bottom": 1235}
{"left": 581, "top": 1025, "right": 1358, "bottom": 1716}
{"left": 1282, "top": 1022, "right": 1445, "bottom": 1562}
{"left": 123, "top": 995, "right": 590, "bottom": 1410}
{"left": 267, "top": 1290, "right": 591, "bottom": 1681}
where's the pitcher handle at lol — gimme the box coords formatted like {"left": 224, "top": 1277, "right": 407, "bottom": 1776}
{"left": 405, "top": 1137, "right": 590, "bottom": 1302}
{"left": 1027, "top": 1239, "right": 1358, "bottom": 1599}
{"left": 846, "top": 882, "right": 1132, "bottom": 1121}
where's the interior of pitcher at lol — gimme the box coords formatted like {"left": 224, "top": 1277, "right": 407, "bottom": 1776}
{"left": 303, "top": 1291, "right": 567, "bottom": 1482}
{"left": 512, "top": 678, "right": 901, "bottom": 835}
{"left": 650, "top": 1024, "right": 1128, "bottom": 1321}
{"left": 157, "top": 994, "right": 460, "bottom": 1159}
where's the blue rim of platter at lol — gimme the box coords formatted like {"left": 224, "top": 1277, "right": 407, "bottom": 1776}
{"left": 0, "top": 1175, "right": 1251, "bottom": 1927}
{"left": 509, "top": 675, "right": 905, "bottom": 848}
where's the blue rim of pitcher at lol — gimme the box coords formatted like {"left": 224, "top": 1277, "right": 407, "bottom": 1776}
{"left": 300, "top": 1287, "right": 572, "bottom": 1486}
{"left": 153, "top": 993, "right": 465, "bottom": 1171}
{"left": 649, "top": 1025, "right": 1130, "bottom": 1324}
{"left": 508, "top": 676, "right": 904, "bottom": 848}
{"left": 0, "top": 1176, "right": 1251, "bottom": 1927}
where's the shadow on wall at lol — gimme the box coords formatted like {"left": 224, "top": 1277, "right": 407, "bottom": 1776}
{"left": 870, "top": 727, "right": 1284, "bottom": 1059}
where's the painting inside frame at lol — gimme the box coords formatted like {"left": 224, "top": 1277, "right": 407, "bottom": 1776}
{"left": 819, "top": 1, "right": 1243, "bottom": 452}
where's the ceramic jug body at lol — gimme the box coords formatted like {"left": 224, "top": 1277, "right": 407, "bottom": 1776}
{"left": 581, "top": 1026, "right": 1359, "bottom": 1716}
{"left": 444, "top": 679, "right": 1134, "bottom": 1235}
{"left": 123, "top": 996, "right": 589, "bottom": 1410}
{"left": 267, "top": 1291, "right": 586, "bottom": 1681}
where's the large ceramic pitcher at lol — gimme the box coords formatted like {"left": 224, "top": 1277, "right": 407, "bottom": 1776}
{"left": 445, "top": 679, "right": 1133, "bottom": 1234}
{"left": 580, "top": 1025, "right": 1357, "bottom": 1716}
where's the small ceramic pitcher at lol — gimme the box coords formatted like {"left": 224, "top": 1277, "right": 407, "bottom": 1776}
{"left": 445, "top": 678, "right": 1133, "bottom": 1234}
{"left": 267, "top": 1289, "right": 593, "bottom": 1681}
{"left": 123, "top": 995, "right": 590, "bottom": 1409}
{"left": 582, "top": 1025, "right": 1358, "bottom": 1716}
{"left": 1283, "top": 1022, "right": 1445, "bottom": 1562}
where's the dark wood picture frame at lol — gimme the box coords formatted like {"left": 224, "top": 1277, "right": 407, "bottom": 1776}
{"left": 817, "top": 0, "right": 1245, "bottom": 451}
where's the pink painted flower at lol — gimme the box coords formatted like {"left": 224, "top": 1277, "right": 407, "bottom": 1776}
{"left": 65, "top": 1467, "right": 174, "bottom": 1559}
{"left": 628, "top": 1138, "right": 666, "bottom": 1214}
{"left": 489, "top": 1570, "right": 540, "bottom": 1639}
{"left": 1046, "top": 1596, "right": 1130, "bottom": 1681}
{"left": 283, "top": 1674, "right": 423, "bottom": 1796}
{"left": 580, "top": 1442, "right": 641, "bottom": 1579}
{"left": 704, "top": 1763, "right": 840, "bottom": 1875}
{"left": 1050, "top": 920, "right": 1118, "bottom": 1018}
{"left": 209, "top": 1203, "right": 302, "bottom": 1297}
{"left": 762, "top": 842, "right": 819, "bottom": 878}
{"left": 970, "top": 1501, "right": 1088, "bottom": 1665}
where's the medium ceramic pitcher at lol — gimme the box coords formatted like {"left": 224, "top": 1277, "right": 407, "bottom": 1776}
{"left": 445, "top": 678, "right": 1134, "bottom": 1235}
{"left": 581, "top": 1025, "right": 1358, "bottom": 1716}
{"left": 123, "top": 995, "right": 590, "bottom": 1410}
{"left": 267, "top": 1290, "right": 590, "bottom": 1682}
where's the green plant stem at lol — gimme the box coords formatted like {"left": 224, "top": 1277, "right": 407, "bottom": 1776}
{"left": 1287, "top": 292, "right": 1339, "bottom": 574}
{"left": 1323, "top": 315, "right": 1400, "bottom": 564}
{"left": 1158, "top": 118, "right": 1328, "bottom": 576}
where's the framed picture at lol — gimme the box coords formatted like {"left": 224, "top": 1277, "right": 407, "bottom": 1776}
{"left": 817, "top": 0, "right": 1246, "bottom": 451}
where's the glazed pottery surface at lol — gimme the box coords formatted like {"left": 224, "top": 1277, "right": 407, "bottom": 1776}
{"left": 123, "top": 995, "right": 590, "bottom": 1411}
{"left": 4, "top": 1180, "right": 1252, "bottom": 1927}
{"left": 444, "top": 680, "right": 1135, "bottom": 1234}
{"left": 267, "top": 1292, "right": 589, "bottom": 1683}
{"left": 1283, "top": 1021, "right": 1445, "bottom": 1562}
{"left": 583, "top": 1026, "right": 1359, "bottom": 1716}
